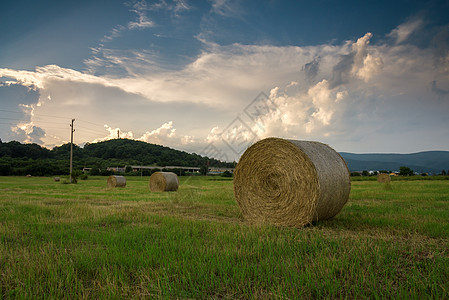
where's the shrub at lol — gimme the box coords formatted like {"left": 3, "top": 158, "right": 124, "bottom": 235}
{"left": 221, "top": 170, "right": 233, "bottom": 177}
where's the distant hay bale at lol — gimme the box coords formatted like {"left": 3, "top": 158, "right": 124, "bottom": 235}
{"left": 149, "top": 172, "right": 179, "bottom": 192}
{"left": 233, "top": 137, "right": 351, "bottom": 227}
{"left": 54, "top": 177, "right": 60, "bottom": 182}
{"left": 107, "top": 175, "right": 126, "bottom": 188}
{"left": 377, "top": 173, "right": 391, "bottom": 183}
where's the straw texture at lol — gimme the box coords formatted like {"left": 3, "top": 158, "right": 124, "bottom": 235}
{"left": 233, "top": 137, "right": 351, "bottom": 227}
{"left": 149, "top": 172, "right": 179, "bottom": 192}
{"left": 377, "top": 173, "right": 391, "bottom": 183}
{"left": 107, "top": 175, "right": 126, "bottom": 188}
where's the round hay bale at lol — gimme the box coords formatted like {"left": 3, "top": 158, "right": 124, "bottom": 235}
{"left": 233, "top": 137, "right": 351, "bottom": 227}
{"left": 377, "top": 173, "right": 391, "bottom": 183}
{"left": 54, "top": 177, "right": 60, "bottom": 182}
{"left": 149, "top": 172, "right": 179, "bottom": 192}
{"left": 107, "top": 175, "right": 126, "bottom": 188}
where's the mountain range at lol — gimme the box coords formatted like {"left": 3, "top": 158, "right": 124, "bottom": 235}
{"left": 339, "top": 151, "right": 449, "bottom": 174}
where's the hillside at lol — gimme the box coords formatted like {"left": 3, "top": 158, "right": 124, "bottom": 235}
{"left": 1, "top": 139, "right": 448, "bottom": 176}
{"left": 339, "top": 151, "right": 449, "bottom": 174}
{"left": 0, "top": 139, "right": 234, "bottom": 176}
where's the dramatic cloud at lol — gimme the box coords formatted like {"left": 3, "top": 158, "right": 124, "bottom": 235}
{"left": 1, "top": 18, "right": 449, "bottom": 157}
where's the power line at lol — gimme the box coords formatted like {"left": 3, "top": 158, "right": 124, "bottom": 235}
{"left": 75, "top": 125, "right": 108, "bottom": 136}
{"left": 0, "top": 117, "right": 68, "bottom": 125}
{"left": 0, "top": 108, "right": 138, "bottom": 141}
{"left": 0, "top": 109, "right": 72, "bottom": 120}
{"left": 77, "top": 118, "right": 106, "bottom": 127}
{"left": 0, "top": 109, "right": 24, "bottom": 114}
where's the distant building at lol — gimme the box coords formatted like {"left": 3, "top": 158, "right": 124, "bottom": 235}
{"left": 106, "top": 165, "right": 234, "bottom": 174}
{"left": 130, "top": 165, "right": 201, "bottom": 173}
{"left": 208, "top": 167, "right": 234, "bottom": 175}
{"left": 107, "top": 167, "right": 126, "bottom": 173}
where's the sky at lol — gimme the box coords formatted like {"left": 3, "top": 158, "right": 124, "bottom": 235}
{"left": 1, "top": 0, "right": 449, "bottom": 161}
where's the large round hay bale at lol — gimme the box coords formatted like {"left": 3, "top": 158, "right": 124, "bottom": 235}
{"left": 149, "top": 172, "right": 179, "bottom": 192}
{"left": 234, "top": 137, "right": 351, "bottom": 227}
{"left": 107, "top": 175, "right": 126, "bottom": 188}
{"left": 377, "top": 173, "right": 391, "bottom": 183}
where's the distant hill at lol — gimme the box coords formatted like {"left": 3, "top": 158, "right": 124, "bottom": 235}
{"left": 339, "top": 151, "right": 449, "bottom": 174}
{"left": 1, "top": 139, "right": 448, "bottom": 175}
{"left": 0, "top": 139, "right": 234, "bottom": 176}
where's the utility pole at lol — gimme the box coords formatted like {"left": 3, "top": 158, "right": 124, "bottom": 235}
{"left": 69, "top": 119, "right": 75, "bottom": 184}
{"left": 117, "top": 129, "right": 120, "bottom": 139}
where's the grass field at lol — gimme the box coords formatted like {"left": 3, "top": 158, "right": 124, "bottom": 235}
{"left": 1, "top": 176, "right": 448, "bottom": 299}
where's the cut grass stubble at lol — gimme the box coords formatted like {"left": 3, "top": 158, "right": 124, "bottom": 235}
{"left": 0, "top": 176, "right": 448, "bottom": 298}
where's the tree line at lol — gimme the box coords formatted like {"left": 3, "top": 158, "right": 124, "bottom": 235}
{"left": 0, "top": 139, "right": 235, "bottom": 176}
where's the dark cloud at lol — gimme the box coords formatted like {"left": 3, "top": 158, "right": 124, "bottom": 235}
{"left": 303, "top": 56, "right": 320, "bottom": 83}
{"left": 28, "top": 126, "right": 46, "bottom": 144}
{"left": 0, "top": 82, "right": 39, "bottom": 106}
{"left": 431, "top": 80, "right": 449, "bottom": 95}
{"left": 329, "top": 53, "right": 354, "bottom": 89}
{"left": 0, "top": 83, "right": 39, "bottom": 142}
{"left": 430, "top": 26, "right": 449, "bottom": 67}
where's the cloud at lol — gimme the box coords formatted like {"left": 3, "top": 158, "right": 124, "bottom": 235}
{"left": 92, "top": 125, "right": 134, "bottom": 143}
{"left": 10, "top": 121, "right": 46, "bottom": 145}
{"left": 387, "top": 19, "right": 423, "bottom": 44}
{"left": 27, "top": 126, "right": 46, "bottom": 144}
{"left": 128, "top": 1, "right": 155, "bottom": 29}
{"left": 329, "top": 32, "right": 383, "bottom": 88}
{"left": 305, "top": 80, "right": 346, "bottom": 132}
{"left": 139, "top": 121, "right": 176, "bottom": 144}
{"left": 100, "top": 0, "right": 192, "bottom": 46}
{"left": 210, "top": 0, "right": 243, "bottom": 18}
{"left": 128, "top": 15, "right": 154, "bottom": 29}
{"left": 101, "top": 25, "right": 127, "bottom": 42}
{"left": 1, "top": 18, "right": 449, "bottom": 155}
{"left": 431, "top": 80, "right": 449, "bottom": 95}
{"left": 350, "top": 32, "right": 383, "bottom": 81}
{"left": 303, "top": 57, "right": 320, "bottom": 83}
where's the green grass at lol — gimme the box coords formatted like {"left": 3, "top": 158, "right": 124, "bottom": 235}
{"left": 1, "top": 176, "right": 448, "bottom": 299}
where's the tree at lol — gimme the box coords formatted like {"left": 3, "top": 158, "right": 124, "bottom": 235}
{"left": 200, "top": 165, "right": 208, "bottom": 175}
{"left": 442, "top": 170, "right": 447, "bottom": 176}
{"left": 90, "top": 168, "right": 100, "bottom": 175}
{"left": 399, "top": 166, "right": 414, "bottom": 176}
{"left": 221, "top": 170, "right": 233, "bottom": 177}
{"left": 361, "top": 170, "right": 369, "bottom": 176}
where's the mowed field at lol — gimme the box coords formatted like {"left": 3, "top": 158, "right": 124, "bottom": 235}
{"left": 1, "top": 176, "right": 448, "bottom": 299}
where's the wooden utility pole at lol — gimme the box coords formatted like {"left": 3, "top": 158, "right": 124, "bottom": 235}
{"left": 69, "top": 119, "right": 75, "bottom": 183}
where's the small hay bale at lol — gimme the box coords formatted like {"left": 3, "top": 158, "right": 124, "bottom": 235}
{"left": 377, "top": 173, "right": 391, "bottom": 183}
{"left": 149, "top": 172, "right": 179, "bottom": 192}
{"left": 107, "top": 175, "right": 126, "bottom": 188}
{"left": 233, "top": 137, "right": 351, "bottom": 227}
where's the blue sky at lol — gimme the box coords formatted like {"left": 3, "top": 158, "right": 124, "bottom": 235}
{"left": 1, "top": 0, "right": 449, "bottom": 160}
